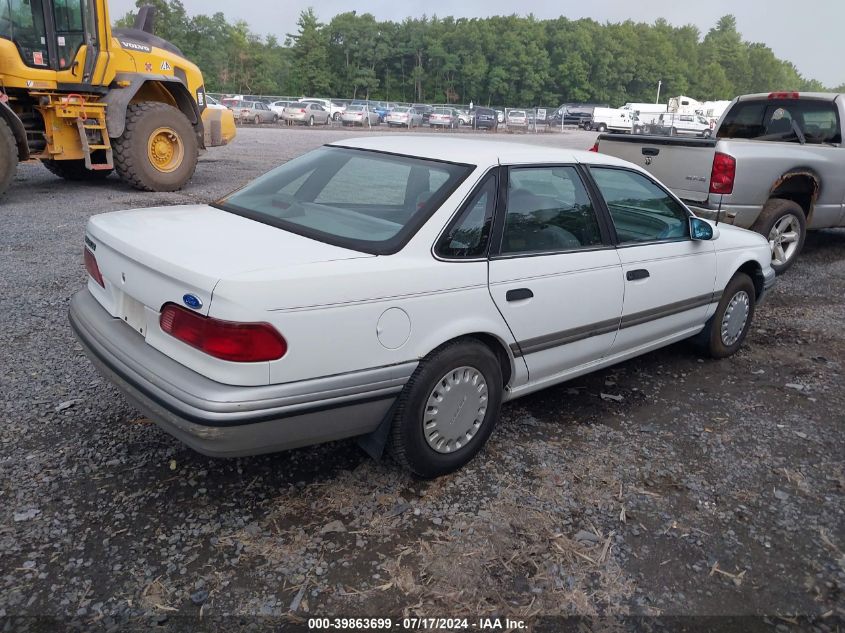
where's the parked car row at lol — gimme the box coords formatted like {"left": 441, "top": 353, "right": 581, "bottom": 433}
{"left": 213, "top": 94, "right": 535, "bottom": 131}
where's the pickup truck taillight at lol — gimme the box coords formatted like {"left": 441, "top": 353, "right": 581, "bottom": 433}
{"left": 160, "top": 303, "right": 287, "bottom": 362}
{"left": 709, "top": 152, "right": 736, "bottom": 195}
{"left": 588, "top": 142, "right": 599, "bottom": 152}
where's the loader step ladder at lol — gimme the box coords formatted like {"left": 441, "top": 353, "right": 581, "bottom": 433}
{"left": 75, "top": 116, "right": 113, "bottom": 171}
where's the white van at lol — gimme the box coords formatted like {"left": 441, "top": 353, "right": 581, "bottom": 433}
{"left": 588, "top": 107, "right": 633, "bottom": 133}
{"left": 624, "top": 103, "right": 668, "bottom": 133}
{"left": 655, "top": 112, "right": 713, "bottom": 137}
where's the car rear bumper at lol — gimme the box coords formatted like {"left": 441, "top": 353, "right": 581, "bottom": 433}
{"left": 68, "top": 290, "right": 416, "bottom": 457}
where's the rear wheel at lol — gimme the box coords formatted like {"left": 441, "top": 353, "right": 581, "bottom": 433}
{"left": 43, "top": 152, "right": 113, "bottom": 181}
{"left": 389, "top": 340, "right": 503, "bottom": 478}
{"left": 693, "top": 273, "right": 756, "bottom": 358}
{"left": 308, "top": 116, "right": 315, "bottom": 127}
{"left": 752, "top": 199, "right": 806, "bottom": 274}
{"left": 596, "top": 123, "right": 607, "bottom": 132}
{"left": 113, "top": 102, "right": 198, "bottom": 192}
{"left": 0, "top": 118, "right": 18, "bottom": 197}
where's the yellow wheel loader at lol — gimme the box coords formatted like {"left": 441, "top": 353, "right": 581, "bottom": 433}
{"left": 0, "top": 1, "right": 235, "bottom": 196}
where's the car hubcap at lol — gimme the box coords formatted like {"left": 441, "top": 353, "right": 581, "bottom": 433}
{"left": 768, "top": 214, "right": 801, "bottom": 267}
{"left": 148, "top": 127, "right": 183, "bottom": 173}
{"left": 423, "top": 366, "right": 488, "bottom": 454}
{"left": 720, "top": 290, "right": 750, "bottom": 346}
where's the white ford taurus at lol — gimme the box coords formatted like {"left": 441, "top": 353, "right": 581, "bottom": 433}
{"left": 70, "top": 137, "right": 775, "bottom": 477}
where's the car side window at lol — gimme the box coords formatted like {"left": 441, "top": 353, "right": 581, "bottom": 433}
{"left": 436, "top": 172, "right": 497, "bottom": 258}
{"left": 590, "top": 167, "right": 689, "bottom": 243}
{"left": 500, "top": 166, "right": 603, "bottom": 254}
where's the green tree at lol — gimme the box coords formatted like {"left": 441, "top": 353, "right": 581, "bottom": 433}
{"left": 287, "top": 8, "right": 332, "bottom": 96}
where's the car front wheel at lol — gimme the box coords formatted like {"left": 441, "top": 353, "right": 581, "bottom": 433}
{"left": 693, "top": 272, "right": 756, "bottom": 359}
{"left": 389, "top": 340, "right": 503, "bottom": 478}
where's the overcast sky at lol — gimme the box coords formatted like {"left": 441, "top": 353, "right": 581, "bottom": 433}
{"left": 108, "top": 0, "right": 844, "bottom": 87}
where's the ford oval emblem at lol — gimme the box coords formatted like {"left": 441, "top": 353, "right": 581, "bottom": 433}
{"left": 182, "top": 294, "right": 203, "bottom": 310}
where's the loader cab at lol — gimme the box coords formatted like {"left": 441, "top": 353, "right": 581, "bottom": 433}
{"left": 0, "top": 0, "right": 102, "bottom": 81}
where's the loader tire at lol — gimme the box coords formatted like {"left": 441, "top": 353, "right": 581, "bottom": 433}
{"left": 0, "top": 117, "right": 17, "bottom": 197}
{"left": 42, "top": 152, "right": 113, "bottom": 181}
{"left": 113, "top": 102, "right": 198, "bottom": 192}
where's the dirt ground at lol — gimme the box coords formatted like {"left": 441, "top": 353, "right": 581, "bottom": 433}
{"left": 1, "top": 127, "right": 843, "bottom": 632}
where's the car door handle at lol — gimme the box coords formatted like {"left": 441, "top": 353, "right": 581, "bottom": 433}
{"left": 506, "top": 288, "right": 533, "bottom": 302}
{"left": 626, "top": 269, "right": 650, "bottom": 281}
{"left": 641, "top": 147, "right": 660, "bottom": 157}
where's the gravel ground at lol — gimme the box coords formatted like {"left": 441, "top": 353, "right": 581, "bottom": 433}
{"left": 1, "top": 127, "right": 843, "bottom": 631}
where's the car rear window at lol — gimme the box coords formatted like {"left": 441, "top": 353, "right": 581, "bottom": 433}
{"left": 718, "top": 99, "right": 841, "bottom": 144}
{"left": 214, "top": 147, "right": 473, "bottom": 255}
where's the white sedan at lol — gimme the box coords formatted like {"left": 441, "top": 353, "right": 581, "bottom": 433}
{"left": 70, "top": 137, "right": 775, "bottom": 477}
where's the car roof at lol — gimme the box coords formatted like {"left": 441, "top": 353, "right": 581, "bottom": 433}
{"left": 326, "top": 136, "right": 634, "bottom": 168}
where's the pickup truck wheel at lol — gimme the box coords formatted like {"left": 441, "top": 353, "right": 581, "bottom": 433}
{"left": 752, "top": 199, "right": 806, "bottom": 274}
{"left": 389, "top": 340, "right": 503, "bottom": 478}
{"left": 0, "top": 118, "right": 19, "bottom": 197}
{"left": 693, "top": 272, "right": 756, "bottom": 359}
{"left": 596, "top": 123, "right": 607, "bottom": 132}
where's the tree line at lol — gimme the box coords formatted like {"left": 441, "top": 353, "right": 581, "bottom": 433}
{"left": 117, "top": 1, "right": 842, "bottom": 106}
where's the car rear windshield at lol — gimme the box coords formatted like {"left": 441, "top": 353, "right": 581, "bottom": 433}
{"left": 347, "top": 105, "right": 364, "bottom": 111}
{"left": 718, "top": 98, "right": 841, "bottom": 144}
{"left": 214, "top": 147, "right": 474, "bottom": 254}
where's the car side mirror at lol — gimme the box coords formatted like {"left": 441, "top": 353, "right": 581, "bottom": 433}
{"left": 690, "top": 217, "right": 718, "bottom": 241}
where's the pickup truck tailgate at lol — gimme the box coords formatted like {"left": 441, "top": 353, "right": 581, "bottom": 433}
{"left": 596, "top": 135, "right": 717, "bottom": 202}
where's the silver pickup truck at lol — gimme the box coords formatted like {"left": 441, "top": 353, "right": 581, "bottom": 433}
{"left": 595, "top": 92, "right": 845, "bottom": 273}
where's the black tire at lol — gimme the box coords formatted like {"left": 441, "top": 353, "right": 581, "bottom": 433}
{"left": 389, "top": 339, "right": 503, "bottom": 478}
{"left": 693, "top": 272, "right": 756, "bottom": 359}
{"left": 751, "top": 199, "right": 807, "bottom": 275}
{"left": 308, "top": 116, "right": 314, "bottom": 127}
{"left": 333, "top": 112, "right": 340, "bottom": 121}
{"left": 597, "top": 123, "right": 607, "bottom": 132}
{"left": 42, "top": 152, "right": 113, "bottom": 181}
{"left": 0, "top": 117, "right": 18, "bottom": 197}
{"left": 702, "top": 129, "right": 712, "bottom": 138}
{"left": 113, "top": 102, "right": 198, "bottom": 192}
{"left": 253, "top": 115, "right": 260, "bottom": 125}
{"left": 272, "top": 115, "right": 278, "bottom": 124}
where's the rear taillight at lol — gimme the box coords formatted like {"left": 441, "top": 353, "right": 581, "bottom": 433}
{"left": 159, "top": 303, "right": 287, "bottom": 362}
{"left": 588, "top": 142, "right": 599, "bottom": 152}
{"left": 300, "top": 108, "right": 306, "bottom": 113}
{"left": 84, "top": 248, "right": 104, "bottom": 287}
{"left": 768, "top": 91, "right": 799, "bottom": 99}
{"left": 709, "top": 152, "right": 736, "bottom": 195}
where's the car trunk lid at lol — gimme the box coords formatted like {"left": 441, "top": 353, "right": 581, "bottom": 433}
{"left": 85, "top": 204, "right": 371, "bottom": 323}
